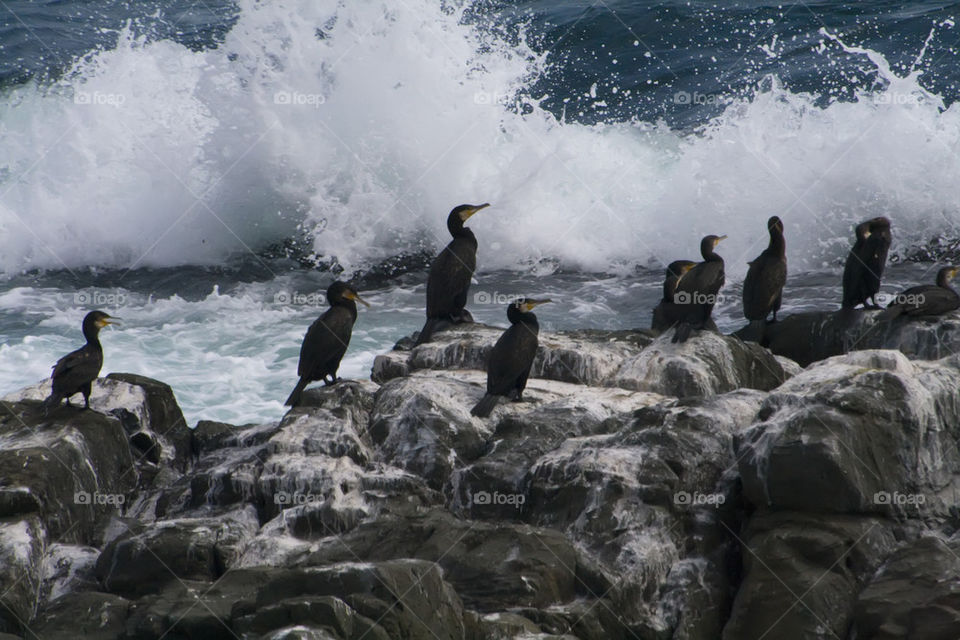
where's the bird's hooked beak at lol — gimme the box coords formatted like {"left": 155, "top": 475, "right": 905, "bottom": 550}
{"left": 459, "top": 203, "right": 490, "bottom": 222}
{"left": 714, "top": 235, "right": 728, "bottom": 246}
{"left": 96, "top": 315, "right": 120, "bottom": 328}
{"left": 345, "top": 290, "right": 370, "bottom": 308}
{"left": 523, "top": 298, "right": 552, "bottom": 312}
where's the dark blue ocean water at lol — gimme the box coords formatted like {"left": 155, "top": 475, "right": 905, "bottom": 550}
{"left": 4, "top": 1, "right": 959, "bottom": 127}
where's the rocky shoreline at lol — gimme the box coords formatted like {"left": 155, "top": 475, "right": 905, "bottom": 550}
{"left": 1, "top": 315, "right": 960, "bottom": 639}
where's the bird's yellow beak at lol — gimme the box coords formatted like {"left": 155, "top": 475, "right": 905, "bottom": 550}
{"left": 459, "top": 203, "right": 490, "bottom": 221}
{"left": 949, "top": 268, "right": 959, "bottom": 280}
{"left": 523, "top": 298, "right": 552, "bottom": 312}
{"left": 345, "top": 290, "right": 370, "bottom": 307}
{"left": 715, "top": 235, "right": 727, "bottom": 246}
{"left": 97, "top": 316, "right": 120, "bottom": 328}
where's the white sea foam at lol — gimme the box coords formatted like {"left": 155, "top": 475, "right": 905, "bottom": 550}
{"left": 0, "top": 1, "right": 958, "bottom": 276}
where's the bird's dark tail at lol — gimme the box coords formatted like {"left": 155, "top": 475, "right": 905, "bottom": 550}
{"left": 470, "top": 394, "right": 500, "bottom": 418}
{"left": 415, "top": 318, "right": 440, "bottom": 346}
{"left": 741, "top": 319, "right": 767, "bottom": 344}
{"left": 672, "top": 323, "right": 693, "bottom": 343}
{"left": 284, "top": 378, "right": 309, "bottom": 407}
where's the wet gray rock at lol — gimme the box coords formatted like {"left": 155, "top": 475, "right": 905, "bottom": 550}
{"left": 373, "top": 325, "right": 652, "bottom": 388}
{"left": 96, "top": 505, "right": 259, "bottom": 597}
{"left": 31, "top": 591, "right": 131, "bottom": 640}
{"left": 737, "top": 350, "right": 960, "bottom": 515}
{"left": 756, "top": 308, "right": 960, "bottom": 366}
{"left": 612, "top": 331, "right": 794, "bottom": 396}
{"left": 722, "top": 512, "right": 896, "bottom": 640}
{"left": 0, "top": 516, "right": 46, "bottom": 634}
{"left": 374, "top": 326, "right": 793, "bottom": 400}
{"left": 42, "top": 542, "right": 100, "bottom": 602}
{"left": 526, "top": 390, "right": 765, "bottom": 630}
{"left": 13, "top": 322, "right": 960, "bottom": 640}
{"left": 0, "top": 400, "right": 136, "bottom": 543}
{"left": 852, "top": 535, "right": 960, "bottom": 640}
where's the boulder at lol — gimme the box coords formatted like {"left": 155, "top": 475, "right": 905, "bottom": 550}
{"left": 96, "top": 506, "right": 259, "bottom": 597}
{"left": 722, "top": 512, "right": 896, "bottom": 640}
{"left": 737, "top": 350, "right": 960, "bottom": 515}
{"left": 754, "top": 309, "right": 960, "bottom": 366}
{"left": 526, "top": 390, "right": 765, "bottom": 625}
{"left": 0, "top": 401, "right": 136, "bottom": 544}
{"left": 274, "top": 508, "right": 584, "bottom": 613}
{"left": 373, "top": 326, "right": 653, "bottom": 388}
{"left": 612, "top": 331, "right": 794, "bottom": 397}
{"left": 852, "top": 536, "right": 960, "bottom": 640}
{"left": 32, "top": 591, "right": 131, "bottom": 640}
{"left": 42, "top": 542, "right": 100, "bottom": 602}
{"left": 0, "top": 516, "right": 46, "bottom": 634}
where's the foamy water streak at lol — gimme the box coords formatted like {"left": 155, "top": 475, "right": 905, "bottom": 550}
{"left": 0, "top": 1, "right": 959, "bottom": 277}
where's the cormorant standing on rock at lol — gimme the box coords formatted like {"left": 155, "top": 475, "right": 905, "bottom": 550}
{"left": 471, "top": 298, "right": 551, "bottom": 418}
{"left": 651, "top": 260, "right": 695, "bottom": 332}
{"left": 673, "top": 235, "right": 726, "bottom": 343}
{"left": 842, "top": 217, "right": 891, "bottom": 309}
{"left": 44, "top": 310, "right": 118, "bottom": 410}
{"left": 285, "top": 281, "right": 369, "bottom": 407}
{"left": 415, "top": 203, "right": 490, "bottom": 345}
{"left": 862, "top": 217, "right": 892, "bottom": 308}
{"left": 742, "top": 216, "right": 787, "bottom": 339}
{"left": 879, "top": 267, "right": 960, "bottom": 319}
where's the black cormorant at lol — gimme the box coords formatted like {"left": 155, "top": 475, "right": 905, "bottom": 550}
{"left": 742, "top": 216, "right": 787, "bottom": 325}
{"left": 285, "top": 281, "right": 369, "bottom": 407}
{"left": 879, "top": 266, "right": 959, "bottom": 319}
{"left": 43, "top": 310, "right": 118, "bottom": 410}
{"left": 862, "top": 217, "right": 892, "bottom": 308}
{"left": 416, "top": 203, "right": 490, "bottom": 345}
{"left": 471, "top": 298, "right": 550, "bottom": 417}
{"left": 841, "top": 220, "right": 871, "bottom": 309}
{"left": 673, "top": 235, "right": 726, "bottom": 343}
{"left": 651, "top": 260, "right": 695, "bottom": 332}
{"left": 842, "top": 217, "right": 891, "bottom": 309}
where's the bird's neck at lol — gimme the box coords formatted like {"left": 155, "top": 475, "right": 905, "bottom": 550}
{"left": 335, "top": 300, "right": 358, "bottom": 320}
{"left": 768, "top": 230, "right": 785, "bottom": 255}
{"left": 82, "top": 326, "right": 102, "bottom": 347}
{"left": 507, "top": 307, "right": 539, "bottom": 328}
{"left": 450, "top": 226, "right": 476, "bottom": 244}
{"left": 703, "top": 251, "right": 722, "bottom": 262}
